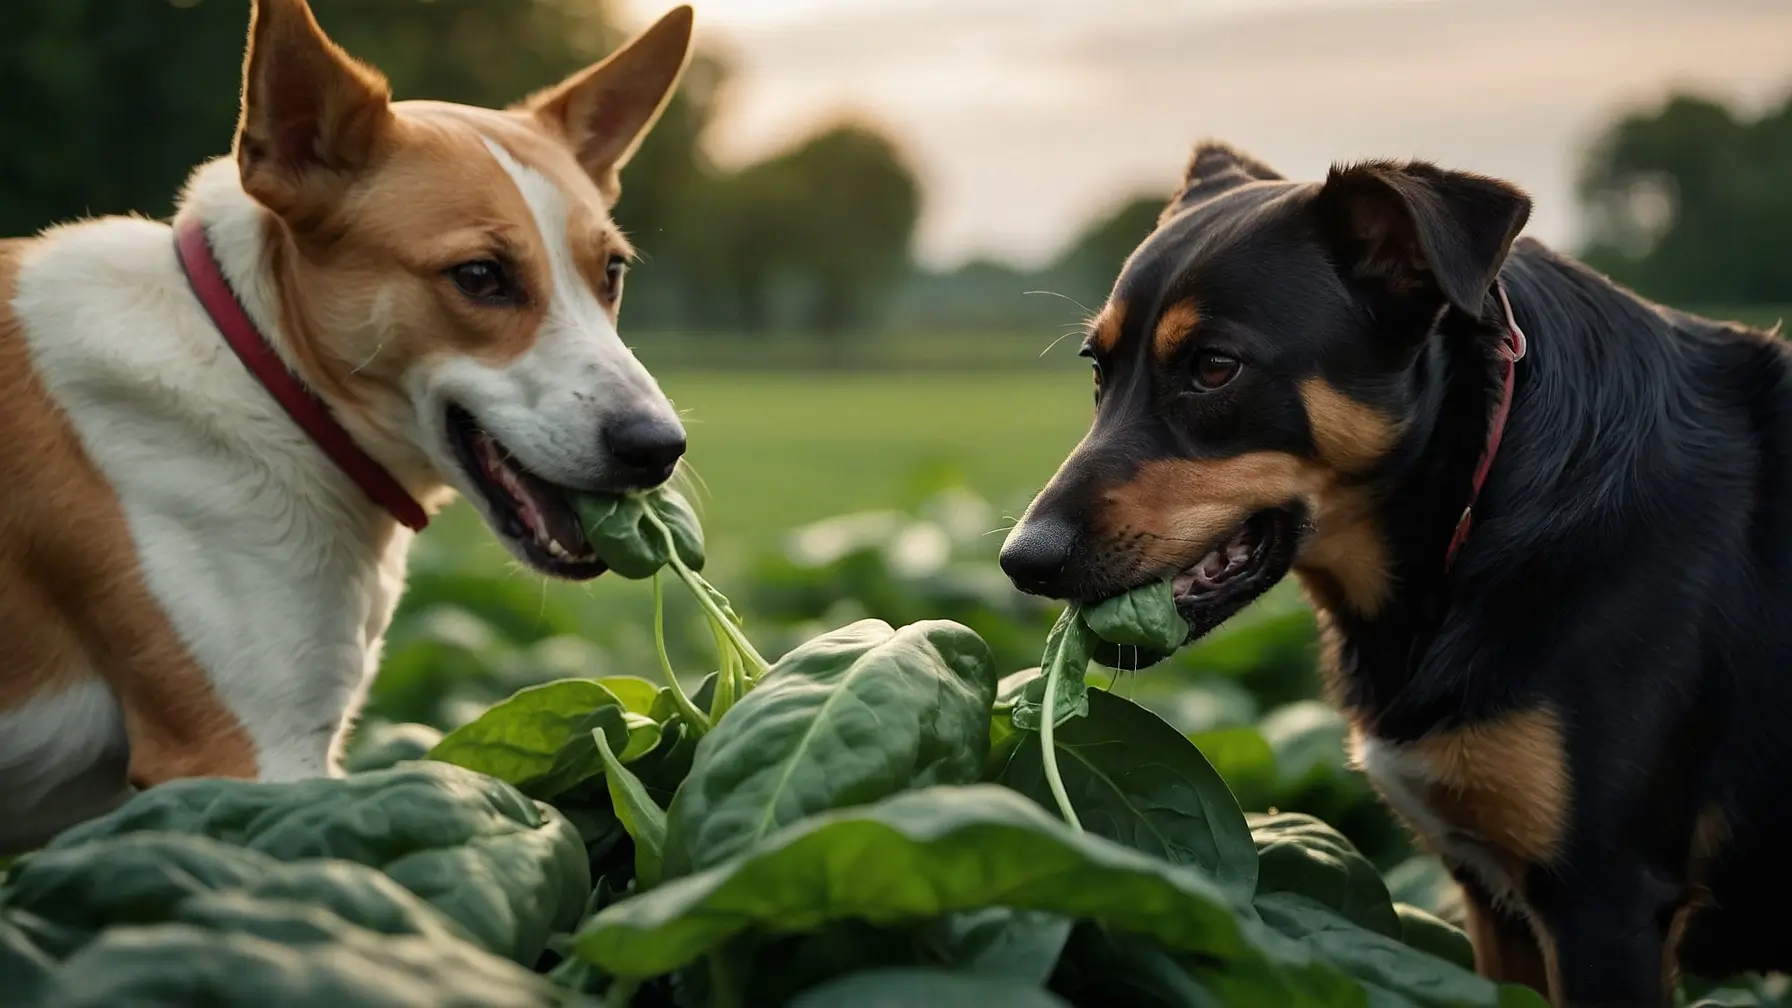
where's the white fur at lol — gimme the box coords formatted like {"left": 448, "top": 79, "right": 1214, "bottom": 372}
{"left": 1352, "top": 732, "right": 1524, "bottom": 908}
{"left": 11, "top": 158, "right": 414, "bottom": 783}
{"left": 419, "top": 138, "right": 680, "bottom": 507}
{"left": 0, "top": 679, "right": 124, "bottom": 811}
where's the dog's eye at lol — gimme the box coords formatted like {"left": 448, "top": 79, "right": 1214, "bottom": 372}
{"left": 1079, "top": 351, "right": 1104, "bottom": 402}
{"left": 448, "top": 260, "right": 518, "bottom": 306}
{"left": 1192, "top": 352, "right": 1241, "bottom": 391}
{"left": 603, "top": 255, "right": 629, "bottom": 302}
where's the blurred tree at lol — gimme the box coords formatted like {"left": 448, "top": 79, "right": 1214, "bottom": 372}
{"left": 0, "top": 0, "right": 619, "bottom": 237}
{"left": 1580, "top": 90, "right": 1792, "bottom": 305}
{"left": 1050, "top": 194, "right": 1163, "bottom": 304}
{"left": 883, "top": 192, "right": 1163, "bottom": 336}
{"left": 0, "top": 0, "right": 923, "bottom": 338}
{"left": 692, "top": 124, "right": 921, "bottom": 338}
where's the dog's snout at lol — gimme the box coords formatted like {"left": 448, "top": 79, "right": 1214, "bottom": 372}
{"left": 605, "top": 414, "right": 687, "bottom": 484}
{"left": 999, "top": 515, "right": 1077, "bottom": 596}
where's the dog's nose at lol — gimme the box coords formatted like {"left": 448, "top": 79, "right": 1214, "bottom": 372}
{"left": 605, "top": 414, "right": 687, "bottom": 483}
{"left": 999, "top": 514, "right": 1077, "bottom": 596}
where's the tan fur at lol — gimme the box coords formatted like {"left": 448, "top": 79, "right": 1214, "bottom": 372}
{"left": 1407, "top": 709, "right": 1572, "bottom": 867}
{"left": 1300, "top": 378, "right": 1400, "bottom": 476}
{"left": 0, "top": 241, "right": 258, "bottom": 785}
{"left": 246, "top": 109, "right": 638, "bottom": 455}
{"left": 1462, "top": 891, "right": 1551, "bottom": 995}
{"left": 1090, "top": 300, "right": 1125, "bottom": 354}
{"left": 1151, "top": 299, "right": 1201, "bottom": 359}
{"left": 1098, "top": 448, "right": 1393, "bottom": 618}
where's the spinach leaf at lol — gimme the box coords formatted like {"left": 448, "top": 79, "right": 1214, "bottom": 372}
{"left": 1011, "top": 608, "right": 1095, "bottom": 732}
{"left": 786, "top": 968, "right": 1072, "bottom": 1007}
{"left": 578, "top": 785, "right": 1261, "bottom": 979}
{"left": 344, "top": 721, "right": 445, "bottom": 773}
{"left": 594, "top": 728, "right": 668, "bottom": 889}
{"left": 1250, "top": 812, "right": 1400, "bottom": 938}
{"left": 1255, "top": 893, "right": 1547, "bottom": 1008}
{"left": 1083, "top": 579, "right": 1184, "bottom": 653}
{"left": 50, "top": 907, "right": 573, "bottom": 1007}
{"left": 1395, "top": 902, "right": 1475, "bottom": 972}
{"left": 1, "top": 832, "right": 574, "bottom": 1007}
{"left": 575, "top": 487, "right": 705, "bottom": 579}
{"left": 0, "top": 911, "right": 56, "bottom": 1006}
{"left": 661, "top": 619, "right": 997, "bottom": 876}
{"left": 426, "top": 679, "right": 631, "bottom": 799}
{"left": 1049, "top": 922, "right": 1355, "bottom": 1008}
{"left": 48, "top": 763, "right": 589, "bottom": 966}
{"left": 999, "top": 689, "right": 1258, "bottom": 899}
{"left": 916, "top": 909, "right": 1071, "bottom": 985}
{"left": 599, "top": 676, "right": 663, "bottom": 716}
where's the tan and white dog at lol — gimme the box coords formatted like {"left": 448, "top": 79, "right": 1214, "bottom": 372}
{"left": 0, "top": 0, "right": 695, "bottom": 851}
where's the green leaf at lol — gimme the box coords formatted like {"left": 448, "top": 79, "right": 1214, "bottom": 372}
{"left": 1395, "top": 902, "right": 1475, "bottom": 972}
{"left": 916, "top": 909, "right": 1071, "bottom": 985}
{"left": 1249, "top": 812, "right": 1400, "bottom": 938}
{"left": 593, "top": 729, "right": 668, "bottom": 889}
{"left": 786, "top": 968, "right": 1072, "bottom": 1008}
{"left": 661, "top": 619, "right": 998, "bottom": 877}
{"left": 1012, "top": 608, "right": 1096, "bottom": 731}
{"left": 618, "top": 712, "right": 663, "bottom": 763}
{"left": 344, "top": 721, "right": 446, "bottom": 773}
{"left": 1384, "top": 856, "right": 1465, "bottom": 926}
{"left": 0, "top": 911, "right": 57, "bottom": 1005}
{"left": 1187, "top": 725, "right": 1279, "bottom": 813}
{"left": 1260, "top": 700, "right": 1350, "bottom": 788}
{"left": 1051, "top": 922, "right": 1355, "bottom": 1008}
{"left": 426, "top": 679, "right": 629, "bottom": 798}
{"left": 1255, "top": 893, "right": 1527, "bottom": 1008}
{"left": 577, "top": 785, "right": 1258, "bottom": 978}
{"left": 575, "top": 488, "right": 705, "bottom": 579}
{"left": 599, "top": 676, "right": 663, "bottom": 716}
{"left": 999, "top": 689, "right": 1258, "bottom": 899}
{"left": 4, "top": 833, "right": 472, "bottom": 946}
{"left": 49, "top": 763, "right": 589, "bottom": 966}
{"left": 1084, "top": 579, "right": 1185, "bottom": 652}
{"left": 50, "top": 907, "right": 570, "bottom": 1007}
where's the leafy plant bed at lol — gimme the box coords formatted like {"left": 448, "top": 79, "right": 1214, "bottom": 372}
{"left": 0, "top": 489, "right": 1652, "bottom": 1005}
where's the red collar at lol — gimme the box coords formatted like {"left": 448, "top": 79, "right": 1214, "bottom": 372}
{"left": 173, "top": 219, "right": 430, "bottom": 532}
{"left": 1443, "top": 280, "right": 1527, "bottom": 571}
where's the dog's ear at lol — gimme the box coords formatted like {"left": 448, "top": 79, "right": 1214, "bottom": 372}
{"left": 235, "top": 0, "right": 393, "bottom": 220}
{"left": 1163, "top": 141, "right": 1283, "bottom": 221}
{"left": 522, "top": 6, "right": 694, "bottom": 203}
{"left": 1315, "top": 161, "right": 1532, "bottom": 316}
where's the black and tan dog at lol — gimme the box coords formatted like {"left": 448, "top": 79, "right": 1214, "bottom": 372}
{"left": 999, "top": 141, "right": 1792, "bottom": 1007}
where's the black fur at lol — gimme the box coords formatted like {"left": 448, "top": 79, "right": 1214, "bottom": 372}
{"left": 1000, "top": 141, "right": 1792, "bottom": 1004}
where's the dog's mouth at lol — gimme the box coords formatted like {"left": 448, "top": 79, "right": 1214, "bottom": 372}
{"left": 445, "top": 405, "right": 606, "bottom": 580}
{"left": 1094, "top": 507, "right": 1303, "bottom": 671}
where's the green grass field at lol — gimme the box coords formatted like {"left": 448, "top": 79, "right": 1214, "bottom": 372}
{"left": 415, "top": 369, "right": 1095, "bottom": 604}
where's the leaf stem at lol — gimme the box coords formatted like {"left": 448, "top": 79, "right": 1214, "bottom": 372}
{"left": 1040, "top": 606, "right": 1085, "bottom": 832}
{"left": 707, "top": 617, "right": 740, "bottom": 724}
{"left": 652, "top": 573, "right": 710, "bottom": 734}
{"left": 641, "top": 506, "right": 771, "bottom": 678}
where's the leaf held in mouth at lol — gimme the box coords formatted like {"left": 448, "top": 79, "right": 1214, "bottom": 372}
{"left": 574, "top": 488, "right": 707, "bottom": 579}
{"left": 1084, "top": 579, "right": 1185, "bottom": 653}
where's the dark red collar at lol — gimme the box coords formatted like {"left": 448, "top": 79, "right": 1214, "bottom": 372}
{"left": 174, "top": 218, "right": 430, "bottom": 532}
{"left": 1443, "top": 279, "right": 1527, "bottom": 572}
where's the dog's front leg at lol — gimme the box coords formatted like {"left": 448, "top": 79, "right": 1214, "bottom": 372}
{"left": 1527, "top": 860, "right": 1681, "bottom": 1008}
{"left": 1459, "top": 877, "right": 1551, "bottom": 995}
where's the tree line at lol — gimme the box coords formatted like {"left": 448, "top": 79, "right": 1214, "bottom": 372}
{"left": 2, "top": 0, "right": 1785, "bottom": 345}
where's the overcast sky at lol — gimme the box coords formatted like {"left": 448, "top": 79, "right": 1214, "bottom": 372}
{"left": 615, "top": 0, "right": 1792, "bottom": 269}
